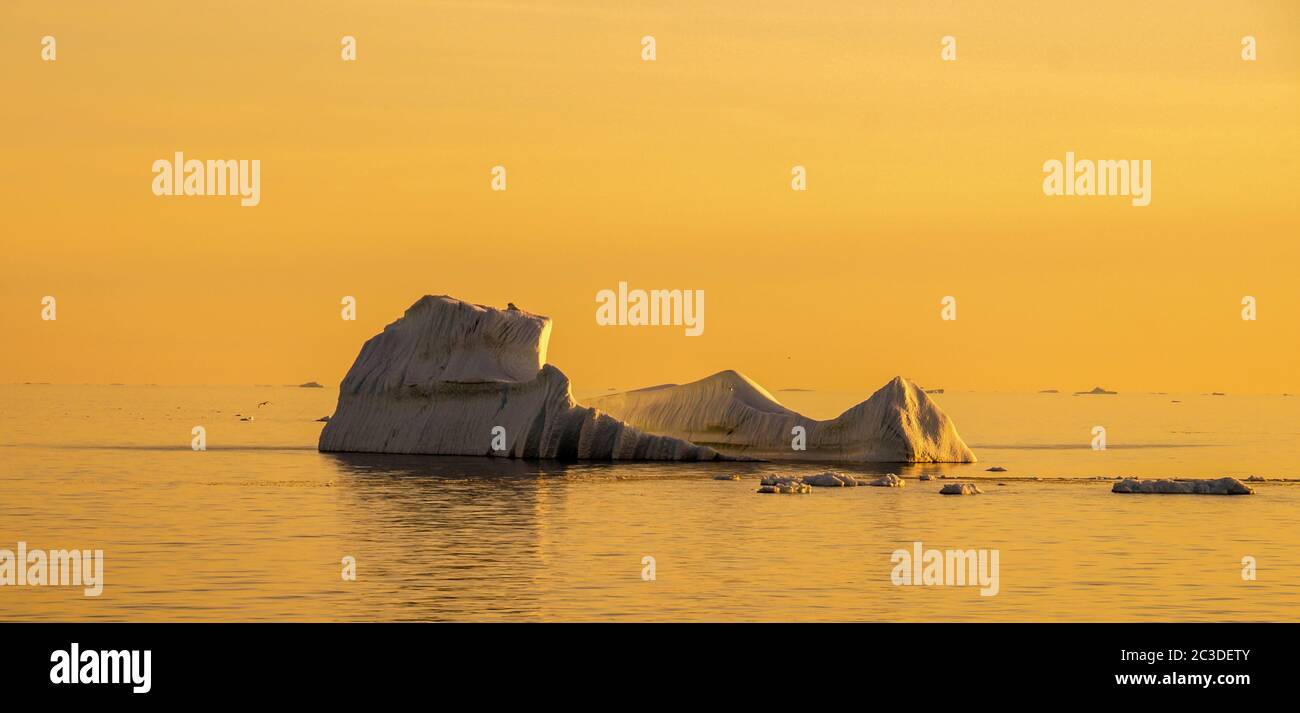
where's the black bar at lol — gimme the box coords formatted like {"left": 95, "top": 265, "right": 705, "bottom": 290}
{"left": 0, "top": 623, "right": 1288, "bottom": 701}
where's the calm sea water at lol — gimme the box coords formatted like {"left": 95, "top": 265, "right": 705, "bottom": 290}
{"left": 1, "top": 384, "right": 1297, "bottom": 621}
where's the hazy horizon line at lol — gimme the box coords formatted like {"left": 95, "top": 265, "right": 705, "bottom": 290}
{"left": 3, "top": 382, "right": 1294, "bottom": 397}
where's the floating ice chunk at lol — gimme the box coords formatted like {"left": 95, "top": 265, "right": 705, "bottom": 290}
{"left": 940, "top": 483, "right": 982, "bottom": 495}
{"left": 1111, "top": 477, "right": 1253, "bottom": 495}
{"left": 802, "top": 471, "right": 864, "bottom": 487}
{"left": 757, "top": 476, "right": 812, "bottom": 494}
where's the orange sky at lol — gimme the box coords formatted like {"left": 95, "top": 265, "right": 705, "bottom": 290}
{"left": 2, "top": 0, "right": 1298, "bottom": 393}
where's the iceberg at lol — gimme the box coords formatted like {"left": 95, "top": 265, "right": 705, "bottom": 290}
{"left": 939, "top": 483, "right": 983, "bottom": 495}
{"left": 319, "top": 295, "right": 976, "bottom": 465}
{"left": 587, "top": 371, "right": 975, "bottom": 463}
{"left": 319, "top": 296, "right": 721, "bottom": 460}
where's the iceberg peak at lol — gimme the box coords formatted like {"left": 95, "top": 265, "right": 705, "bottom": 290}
{"left": 590, "top": 373, "right": 976, "bottom": 463}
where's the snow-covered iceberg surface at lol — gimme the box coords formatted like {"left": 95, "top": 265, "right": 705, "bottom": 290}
{"left": 1112, "top": 478, "right": 1254, "bottom": 495}
{"left": 319, "top": 296, "right": 721, "bottom": 460}
{"left": 587, "top": 371, "right": 976, "bottom": 463}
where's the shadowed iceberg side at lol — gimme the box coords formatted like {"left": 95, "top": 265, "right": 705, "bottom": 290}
{"left": 587, "top": 371, "right": 976, "bottom": 463}
{"left": 319, "top": 296, "right": 721, "bottom": 461}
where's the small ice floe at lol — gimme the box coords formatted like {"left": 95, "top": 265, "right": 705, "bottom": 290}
{"left": 1246, "top": 476, "right": 1266, "bottom": 482}
{"left": 918, "top": 474, "right": 934, "bottom": 481}
{"left": 986, "top": 466, "right": 1007, "bottom": 472}
{"left": 1112, "top": 477, "right": 1254, "bottom": 495}
{"left": 801, "top": 471, "right": 904, "bottom": 487}
{"left": 758, "top": 476, "right": 811, "bottom": 494}
{"left": 802, "top": 471, "right": 860, "bottom": 487}
{"left": 713, "top": 474, "right": 741, "bottom": 481}
{"left": 239, "top": 416, "right": 254, "bottom": 422}
{"left": 940, "top": 483, "right": 983, "bottom": 495}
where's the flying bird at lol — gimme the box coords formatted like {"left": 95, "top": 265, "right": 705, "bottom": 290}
{"left": 257, "top": 401, "right": 272, "bottom": 408}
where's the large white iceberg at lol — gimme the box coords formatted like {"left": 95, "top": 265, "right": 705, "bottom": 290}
{"left": 319, "top": 296, "right": 721, "bottom": 460}
{"left": 320, "top": 295, "right": 976, "bottom": 465}
{"left": 587, "top": 371, "right": 976, "bottom": 463}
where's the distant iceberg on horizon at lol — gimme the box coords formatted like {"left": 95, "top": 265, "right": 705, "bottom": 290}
{"left": 319, "top": 295, "right": 976, "bottom": 463}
